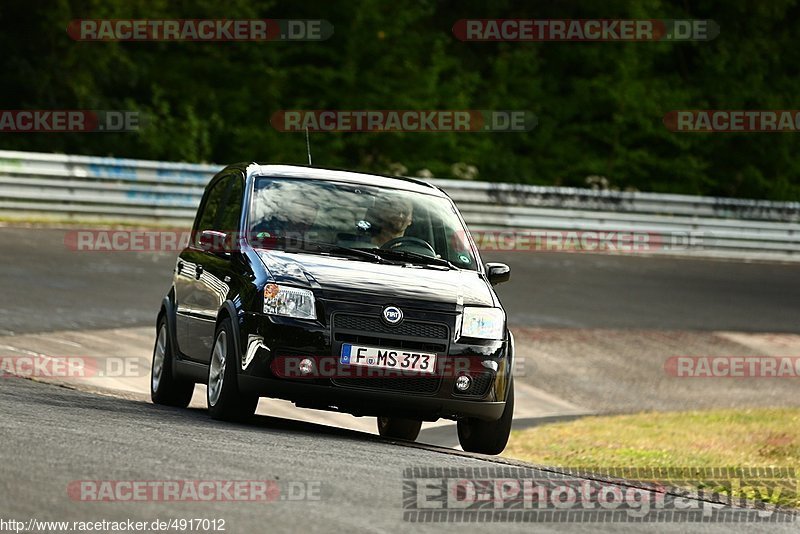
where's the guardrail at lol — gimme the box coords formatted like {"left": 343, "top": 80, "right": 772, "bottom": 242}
{"left": 0, "top": 149, "right": 798, "bottom": 261}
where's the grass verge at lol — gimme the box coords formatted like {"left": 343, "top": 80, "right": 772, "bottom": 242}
{"left": 503, "top": 408, "right": 800, "bottom": 508}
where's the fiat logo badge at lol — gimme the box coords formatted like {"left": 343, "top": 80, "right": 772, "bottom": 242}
{"left": 382, "top": 306, "right": 403, "bottom": 325}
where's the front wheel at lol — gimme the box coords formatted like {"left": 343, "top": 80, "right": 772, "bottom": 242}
{"left": 151, "top": 317, "right": 194, "bottom": 407}
{"left": 207, "top": 318, "right": 259, "bottom": 422}
{"left": 457, "top": 380, "right": 514, "bottom": 455}
{"left": 377, "top": 416, "right": 422, "bottom": 441}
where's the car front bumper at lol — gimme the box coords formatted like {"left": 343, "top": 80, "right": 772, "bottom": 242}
{"left": 235, "top": 299, "right": 513, "bottom": 422}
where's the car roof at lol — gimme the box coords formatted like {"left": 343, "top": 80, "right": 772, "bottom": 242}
{"left": 227, "top": 163, "right": 448, "bottom": 197}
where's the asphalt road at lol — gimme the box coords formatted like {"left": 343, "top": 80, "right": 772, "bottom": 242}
{"left": 486, "top": 251, "right": 800, "bottom": 332}
{"left": 1, "top": 378, "right": 794, "bottom": 532}
{"left": 2, "top": 225, "right": 799, "bottom": 532}
{"left": 1, "top": 226, "right": 798, "bottom": 334}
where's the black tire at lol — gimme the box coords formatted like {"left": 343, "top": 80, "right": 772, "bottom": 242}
{"left": 377, "top": 416, "right": 423, "bottom": 441}
{"left": 151, "top": 316, "right": 194, "bottom": 407}
{"left": 457, "top": 380, "right": 514, "bottom": 455}
{"left": 207, "top": 317, "right": 259, "bottom": 422}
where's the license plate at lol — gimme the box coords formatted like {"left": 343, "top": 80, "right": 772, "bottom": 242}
{"left": 340, "top": 343, "right": 436, "bottom": 374}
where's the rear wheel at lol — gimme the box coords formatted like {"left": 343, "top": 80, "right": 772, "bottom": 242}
{"left": 377, "top": 416, "right": 423, "bottom": 441}
{"left": 151, "top": 317, "right": 194, "bottom": 407}
{"left": 457, "top": 380, "right": 514, "bottom": 455}
{"left": 207, "top": 317, "right": 258, "bottom": 422}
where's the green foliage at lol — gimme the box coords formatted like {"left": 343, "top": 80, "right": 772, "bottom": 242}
{"left": 0, "top": 0, "right": 798, "bottom": 199}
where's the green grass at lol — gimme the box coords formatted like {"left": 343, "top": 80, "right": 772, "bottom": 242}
{"left": 504, "top": 408, "right": 800, "bottom": 508}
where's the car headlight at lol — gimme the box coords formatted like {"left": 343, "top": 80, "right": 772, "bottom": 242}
{"left": 460, "top": 307, "right": 505, "bottom": 340}
{"left": 264, "top": 284, "right": 316, "bottom": 320}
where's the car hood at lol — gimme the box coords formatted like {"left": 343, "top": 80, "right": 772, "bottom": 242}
{"left": 256, "top": 249, "right": 495, "bottom": 308}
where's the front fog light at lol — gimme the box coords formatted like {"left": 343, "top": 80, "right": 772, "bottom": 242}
{"left": 455, "top": 375, "right": 472, "bottom": 391}
{"left": 299, "top": 358, "right": 314, "bottom": 376}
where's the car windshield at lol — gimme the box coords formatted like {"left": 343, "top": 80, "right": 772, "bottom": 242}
{"left": 249, "top": 176, "right": 478, "bottom": 270}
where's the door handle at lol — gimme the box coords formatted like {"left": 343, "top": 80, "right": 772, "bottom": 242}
{"left": 195, "top": 265, "right": 203, "bottom": 280}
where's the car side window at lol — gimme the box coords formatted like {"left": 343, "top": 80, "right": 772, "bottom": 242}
{"left": 193, "top": 177, "right": 230, "bottom": 246}
{"left": 216, "top": 177, "right": 243, "bottom": 235}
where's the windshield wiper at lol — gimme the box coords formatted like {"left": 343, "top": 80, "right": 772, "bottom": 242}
{"left": 254, "top": 235, "right": 452, "bottom": 268}
{"left": 253, "top": 235, "right": 391, "bottom": 264}
{"left": 302, "top": 242, "right": 396, "bottom": 264}
{"left": 369, "top": 248, "right": 459, "bottom": 270}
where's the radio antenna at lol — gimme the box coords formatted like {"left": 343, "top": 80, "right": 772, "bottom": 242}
{"left": 305, "top": 127, "right": 312, "bottom": 166}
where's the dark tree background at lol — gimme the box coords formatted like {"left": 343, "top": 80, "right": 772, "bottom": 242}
{"left": 1, "top": 0, "right": 798, "bottom": 200}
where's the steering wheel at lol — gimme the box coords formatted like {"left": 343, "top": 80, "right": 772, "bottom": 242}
{"left": 380, "top": 236, "right": 437, "bottom": 256}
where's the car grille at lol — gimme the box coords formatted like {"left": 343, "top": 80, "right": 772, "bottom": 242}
{"left": 333, "top": 376, "right": 440, "bottom": 394}
{"left": 331, "top": 312, "right": 450, "bottom": 395}
{"left": 333, "top": 314, "right": 448, "bottom": 340}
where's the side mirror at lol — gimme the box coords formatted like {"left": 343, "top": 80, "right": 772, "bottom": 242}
{"left": 199, "top": 230, "right": 230, "bottom": 256}
{"left": 486, "top": 262, "right": 511, "bottom": 285}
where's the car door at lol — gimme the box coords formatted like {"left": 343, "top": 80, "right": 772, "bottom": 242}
{"left": 191, "top": 175, "right": 244, "bottom": 365}
{"left": 174, "top": 176, "right": 234, "bottom": 362}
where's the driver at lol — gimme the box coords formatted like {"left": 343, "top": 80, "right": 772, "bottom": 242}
{"left": 364, "top": 196, "right": 414, "bottom": 247}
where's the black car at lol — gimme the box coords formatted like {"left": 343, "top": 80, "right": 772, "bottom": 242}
{"left": 151, "top": 163, "right": 515, "bottom": 454}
